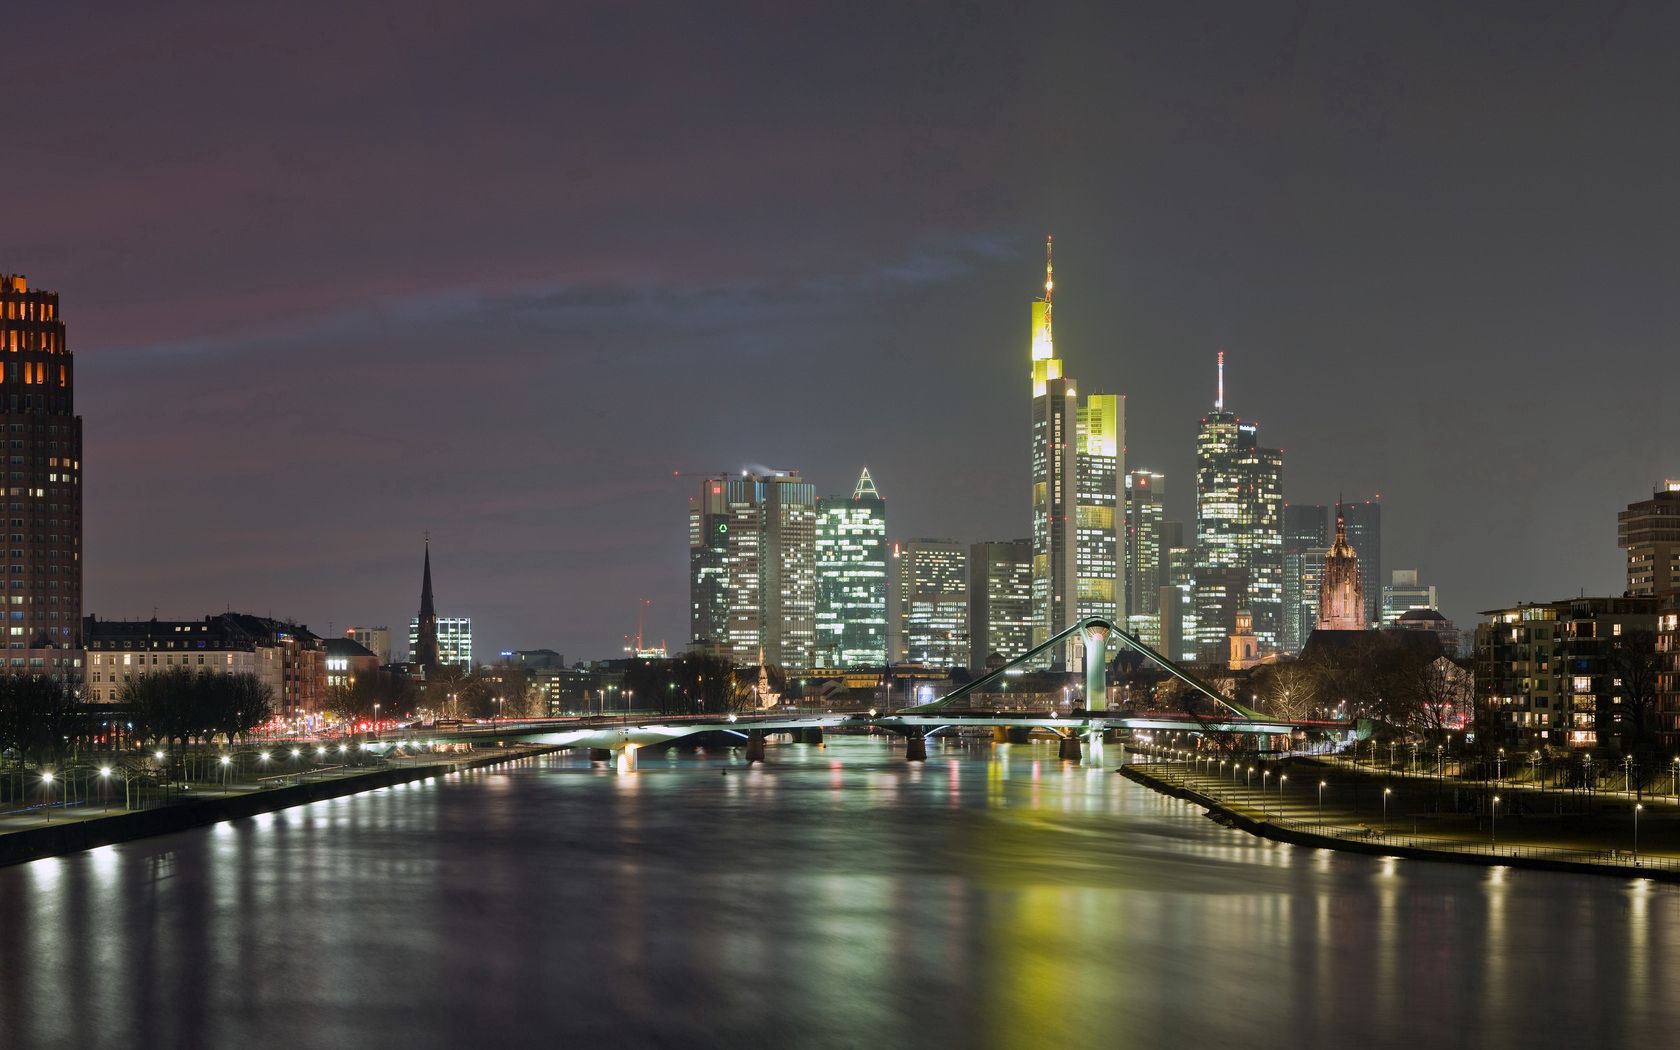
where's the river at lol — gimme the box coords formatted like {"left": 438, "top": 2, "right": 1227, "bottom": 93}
{"left": 0, "top": 735, "right": 1673, "bottom": 1049}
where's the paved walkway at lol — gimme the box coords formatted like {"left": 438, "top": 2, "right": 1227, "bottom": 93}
{"left": 0, "top": 746, "right": 550, "bottom": 839}
{"left": 1131, "top": 749, "right": 1680, "bottom": 873}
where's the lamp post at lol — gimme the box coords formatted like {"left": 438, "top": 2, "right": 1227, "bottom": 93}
{"left": 1262, "top": 770, "right": 1271, "bottom": 816}
{"left": 99, "top": 766, "right": 112, "bottom": 812}
{"left": 1635, "top": 803, "right": 1643, "bottom": 862}
{"left": 1382, "top": 786, "right": 1391, "bottom": 825}
{"left": 1496, "top": 747, "right": 1505, "bottom": 790}
{"left": 1278, "top": 774, "right": 1288, "bottom": 816}
{"left": 1246, "top": 765, "right": 1254, "bottom": 790}
{"left": 373, "top": 703, "right": 381, "bottom": 740}
{"left": 1623, "top": 755, "right": 1633, "bottom": 798}
{"left": 1318, "top": 779, "right": 1327, "bottom": 817}
{"left": 41, "top": 771, "right": 54, "bottom": 823}
{"left": 1491, "top": 795, "right": 1501, "bottom": 844}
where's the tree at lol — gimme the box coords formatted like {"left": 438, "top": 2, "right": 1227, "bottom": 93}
{"left": 1252, "top": 661, "right": 1320, "bottom": 722}
{"left": 1608, "top": 630, "right": 1661, "bottom": 794}
{"left": 1394, "top": 656, "right": 1471, "bottom": 746}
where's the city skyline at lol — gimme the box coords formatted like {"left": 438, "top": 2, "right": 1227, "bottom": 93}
{"left": 8, "top": 3, "right": 1674, "bottom": 660}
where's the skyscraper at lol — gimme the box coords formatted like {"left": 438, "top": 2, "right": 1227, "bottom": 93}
{"left": 1164, "top": 539, "right": 1197, "bottom": 662}
{"left": 895, "top": 538, "right": 967, "bottom": 668}
{"left": 0, "top": 275, "right": 82, "bottom": 676}
{"left": 1075, "top": 392, "right": 1125, "bottom": 627}
{"left": 1028, "top": 238, "right": 1122, "bottom": 666}
{"left": 1193, "top": 353, "right": 1283, "bottom": 659}
{"left": 687, "top": 470, "right": 817, "bottom": 668}
{"left": 815, "top": 468, "right": 887, "bottom": 667}
{"left": 968, "top": 540, "right": 1033, "bottom": 672}
{"left": 1281, "top": 503, "right": 1330, "bottom": 653}
{"left": 1340, "top": 497, "right": 1382, "bottom": 627}
{"left": 1619, "top": 481, "right": 1680, "bottom": 598}
{"left": 1125, "top": 470, "right": 1166, "bottom": 645}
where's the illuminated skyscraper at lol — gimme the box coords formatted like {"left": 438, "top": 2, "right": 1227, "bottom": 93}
{"left": 687, "top": 470, "right": 817, "bottom": 668}
{"left": 1282, "top": 503, "right": 1329, "bottom": 653}
{"left": 1076, "top": 393, "right": 1125, "bottom": 626}
{"left": 1028, "top": 238, "right": 1123, "bottom": 666}
{"left": 0, "top": 275, "right": 82, "bottom": 675}
{"left": 894, "top": 538, "right": 967, "bottom": 668}
{"left": 1193, "top": 353, "right": 1283, "bottom": 659}
{"left": 968, "top": 539, "right": 1033, "bottom": 672}
{"left": 1125, "top": 470, "right": 1166, "bottom": 645}
{"left": 815, "top": 468, "right": 888, "bottom": 667}
{"left": 1030, "top": 239, "right": 1075, "bottom": 659}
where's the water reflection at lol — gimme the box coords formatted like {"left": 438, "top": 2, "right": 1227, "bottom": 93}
{"left": 0, "top": 739, "right": 1674, "bottom": 1048}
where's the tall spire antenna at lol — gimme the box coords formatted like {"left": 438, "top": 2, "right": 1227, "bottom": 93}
{"left": 1215, "top": 349, "right": 1225, "bottom": 411}
{"left": 1043, "top": 235, "right": 1054, "bottom": 336}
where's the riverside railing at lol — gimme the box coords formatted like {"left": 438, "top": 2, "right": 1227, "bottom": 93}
{"left": 1135, "top": 761, "right": 1680, "bottom": 875}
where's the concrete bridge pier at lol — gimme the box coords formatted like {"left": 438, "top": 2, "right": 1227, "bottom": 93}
{"left": 1057, "top": 732, "right": 1082, "bottom": 761}
{"left": 589, "top": 748, "right": 613, "bottom": 764}
{"left": 905, "top": 732, "right": 927, "bottom": 762}
{"left": 1083, "top": 726, "right": 1105, "bottom": 768}
{"left": 744, "top": 730, "right": 767, "bottom": 764}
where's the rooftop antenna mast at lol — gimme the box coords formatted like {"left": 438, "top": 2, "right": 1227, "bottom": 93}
{"left": 1216, "top": 349, "right": 1225, "bottom": 411}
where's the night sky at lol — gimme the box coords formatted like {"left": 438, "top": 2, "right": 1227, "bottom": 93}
{"left": 6, "top": 2, "right": 1676, "bottom": 659}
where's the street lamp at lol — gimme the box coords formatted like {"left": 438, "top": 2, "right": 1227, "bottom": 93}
{"left": 1318, "top": 779, "right": 1327, "bottom": 816}
{"left": 1635, "top": 803, "right": 1644, "bottom": 862}
{"left": 1491, "top": 795, "right": 1501, "bottom": 844}
{"left": 373, "top": 703, "right": 381, "bottom": 740}
{"left": 1262, "top": 770, "right": 1271, "bottom": 815}
{"left": 1246, "top": 765, "right": 1254, "bottom": 790}
{"left": 99, "top": 766, "right": 112, "bottom": 812}
{"left": 1382, "top": 786, "right": 1392, "bottom": 825}
{"left": 41, "top": 770, "right": 54, "bottom": 822}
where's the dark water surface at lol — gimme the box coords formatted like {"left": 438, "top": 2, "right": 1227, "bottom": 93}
{"left": 0, "top": 736, "right": 1674, "bottom": 1049}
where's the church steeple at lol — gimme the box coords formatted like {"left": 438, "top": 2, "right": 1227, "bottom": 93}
{"left": 416, "top": 536, "right": 440, "bottom": 670}
{"left": 1317, "top": 499, "right": 1365, "bottom": 631}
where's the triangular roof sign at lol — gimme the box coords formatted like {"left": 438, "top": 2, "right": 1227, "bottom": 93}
{"left": 853, "top": 467, "right": 881, "bottom": 500}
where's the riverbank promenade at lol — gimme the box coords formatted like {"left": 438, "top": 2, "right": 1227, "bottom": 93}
{"left": 1126, "top": 748, "right": 1680, "bottom": 880}
{"left": 0, "top": 743, "right": 558, "bottom": 867}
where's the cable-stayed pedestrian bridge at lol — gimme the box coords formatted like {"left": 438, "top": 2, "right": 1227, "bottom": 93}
{"left": 401, "top": 619, "right": 1351, "bottom": 768}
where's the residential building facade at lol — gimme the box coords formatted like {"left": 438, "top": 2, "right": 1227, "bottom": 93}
{"left": 86, "top": 613, "right": 326, "bottom": 716}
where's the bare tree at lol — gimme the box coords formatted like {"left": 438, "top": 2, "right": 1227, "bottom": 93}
{"left": 1254, "top": 661, "right": 1320, "bottom": 722}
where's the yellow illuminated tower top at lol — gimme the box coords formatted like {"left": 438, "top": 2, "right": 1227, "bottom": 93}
{"left": 1030, "top": 235, "right": 1061, "bottom": 396}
